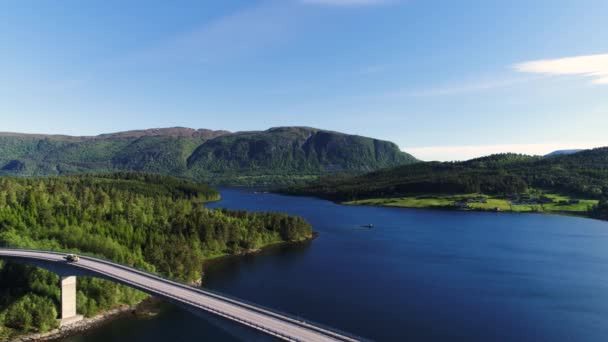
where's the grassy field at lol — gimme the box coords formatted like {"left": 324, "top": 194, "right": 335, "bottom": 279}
{"left": 345, "top": 192, "right": 598, "bottom": 215}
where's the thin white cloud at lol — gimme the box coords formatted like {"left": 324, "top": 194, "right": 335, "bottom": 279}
{"left": 406, "top": 77, "right": 532, "bottom": 97}
{"left": 380, "top": 76, "right": 535, "bottom": 98}
{"left": 404, "top": 142, "right": 608, "bottom": 162}
{"left": 126, "top": 2, "right": 305, "bottom": 66}
{"left": 515, "top": 53, "right": 608, "bottom": 85}
{"left": 300, "top": 0, "right": 388, "bottom": 6}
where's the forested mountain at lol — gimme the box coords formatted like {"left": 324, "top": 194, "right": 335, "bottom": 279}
{"left": 545, "top": 149, "right": 583, "bottom": 157}
{"left": 285, "top": 148, "right": 608, "bottom": 206}
{"left": 0, "top": 127, "right": 417, "bottom": 185}
{"left": 0, "top": 173, "right": 312, "bottom": 337}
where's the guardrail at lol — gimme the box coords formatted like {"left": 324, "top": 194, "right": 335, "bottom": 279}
{"left": 0, "top": 247, "right": 368, "bottom": 342}
{"left": 79, "top": 255, "right": 362, "bottom": 342}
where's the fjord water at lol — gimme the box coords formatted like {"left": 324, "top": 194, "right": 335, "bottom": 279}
{"left": 60, "top": 189, "right": 608, "bottom": 341}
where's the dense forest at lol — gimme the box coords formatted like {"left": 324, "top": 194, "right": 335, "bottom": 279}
{"left": 284, "top": 148, "right": 608, "bottom": 217}
{"left": 0, "top": 127, "right": 417, "bottom": 186}
{"left": 591, "top": 198, "right": 608, "bottom": 220}
{"left": 0, "top": 173, "right": 312, "bottom": 338}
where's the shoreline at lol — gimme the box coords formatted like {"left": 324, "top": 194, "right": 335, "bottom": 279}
{"left": 203, "top": 231, "right": 318, "bottom": 267}
{"left": 277, "top": 188, "right": 599, "bottom": 220}
{"left": 8, "top": 234, "right": 318, "bottom": 342}
{"left": 342, "top": 200, "right": 601, "bottom": 221}
{"left": 11, "top": 297, "right": 162, "bottom": 342}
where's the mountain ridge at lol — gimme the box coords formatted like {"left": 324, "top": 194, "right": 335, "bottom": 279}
{"left": 0, "top": 127, "right": 231, "bottom": 139}
{"left": 545, "top": 149, "right": 584, "bottom": 157}
{"left": 0, "top": 126, "right": 418, "bottom": 186}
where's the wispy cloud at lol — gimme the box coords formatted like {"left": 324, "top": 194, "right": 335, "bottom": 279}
{"left": 300, "top": 0, "right": 389, "bottom": 6}
{"left": 514, "top": 53, "right": 608, "bottom": 85}
{"left": 405, "top": 142, "right": 608, "bottom": 162}
{"left": 407, "top": 78, "right": 532, "bottom": 97}
{"left": 380, "top": 76, "right": 534, "bottom": 98}
{"left": 126, "top": 2, "right": 304, "bottom": 66}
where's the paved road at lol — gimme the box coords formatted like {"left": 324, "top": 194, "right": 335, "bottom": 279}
{"left": 0, "top": 249, "right": 361, "bottom": 342}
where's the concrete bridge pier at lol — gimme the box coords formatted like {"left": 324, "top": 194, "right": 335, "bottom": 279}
{"left": 59, "top": 276, "right": 83, "bottom": 326}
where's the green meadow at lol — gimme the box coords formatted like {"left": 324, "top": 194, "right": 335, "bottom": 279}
{"left": 345, "top": 192, "right": 598, "bottom": 215}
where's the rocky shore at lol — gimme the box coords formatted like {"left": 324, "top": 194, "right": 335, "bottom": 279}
{"left": 10, "top": 298, "right": 162, "bottom": 342}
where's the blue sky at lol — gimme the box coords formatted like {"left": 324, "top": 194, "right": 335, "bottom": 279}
{"left": 1, "top": 0, "right": 607, "bottom": 160}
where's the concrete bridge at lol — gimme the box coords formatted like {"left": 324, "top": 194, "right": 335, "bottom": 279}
{"left": 0, "top": 249, "right": 363, "bottom": 342}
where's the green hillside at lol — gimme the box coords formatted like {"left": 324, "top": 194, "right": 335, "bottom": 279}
{"left": 0, "top": 127, "right": 417, "bottom": 186}
{"left": 284, "top": 149, "right": 608, "bottom": 219}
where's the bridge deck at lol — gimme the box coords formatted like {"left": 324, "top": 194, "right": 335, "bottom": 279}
{"left": 0, "top": 249, "right": 361, "bottom": 342}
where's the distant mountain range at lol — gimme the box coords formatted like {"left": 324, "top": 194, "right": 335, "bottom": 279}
{"left": 0, "top": 126, "right": 417, "bottom": 185}
{"left": 545, "top": 149, "right": 584, "bottom": 157}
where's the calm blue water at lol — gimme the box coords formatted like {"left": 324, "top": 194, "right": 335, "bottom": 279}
{"left": 60, "top": 189, "right": 608, "bottom": 341}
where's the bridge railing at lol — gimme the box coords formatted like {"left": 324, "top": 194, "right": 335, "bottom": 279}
{"left": 0, "top": 246, "right": 369, "bottom": 342}
{"left": 53, "top": 255, "right": 302, "bottom": 342}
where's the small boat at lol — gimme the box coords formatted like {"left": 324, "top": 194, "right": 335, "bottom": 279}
{"left": 362, "top": 224, "right": 374, "bottom": 228}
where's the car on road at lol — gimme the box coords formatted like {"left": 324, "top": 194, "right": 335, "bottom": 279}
{"left": 64, "top": 254, "right": 80, "bottom": 262}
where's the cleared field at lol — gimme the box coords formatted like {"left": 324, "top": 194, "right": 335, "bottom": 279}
{"left": 345, "top": 192, "right": 598, "bottom": 215}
